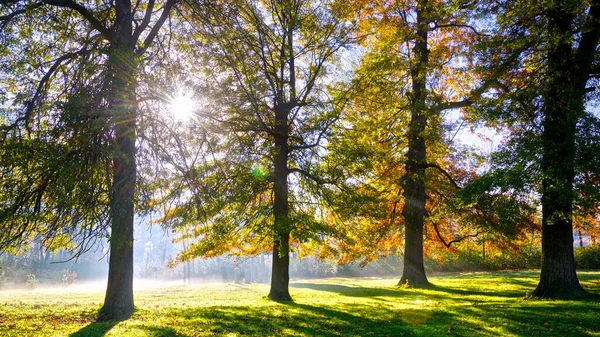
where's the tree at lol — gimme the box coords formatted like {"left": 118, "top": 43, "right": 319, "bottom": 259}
{"left": 160, "top": 0, "right": 356, "bottom": 301}
{"left": 474, "top": 0, "right": 600, "bottom": 298}
{"left": 344, "top": 0, "right": 509, "bottom": 287}
{"left": 534, "top": 0, "right": 600, "bottom": 298}
{"left": 0, "top": 0, "right": 177, "bottom": 318}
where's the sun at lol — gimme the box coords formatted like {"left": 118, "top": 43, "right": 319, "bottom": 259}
{"left": 169, "top": 91, "right": 196, "bottom": 121}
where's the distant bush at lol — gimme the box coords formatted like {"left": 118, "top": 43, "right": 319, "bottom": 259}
{"left": 425, "top": 243, "right": 541, "bottom": 272}
{"left": 575, "top": 245, "right": 600, "bottom": 270}
{"left": 291, "top": 257, "right": 338, "bottom": 278}
{"left": 25, "top": 274, "right": 37, "bottom": 289}
{"left": 61, "top": 270, "right": 77, "bottom": 285}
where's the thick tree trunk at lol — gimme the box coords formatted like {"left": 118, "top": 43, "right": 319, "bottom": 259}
{"left": 268, "top": 105, "right": 292, "bottom": 301}
{"left": 101, "top": 0, "right": 137, "bottom": 319}
{"left": 399, "top": 2, "right": 430, "bottom": 288}
{"left": 532, "top": 7, "right": 585, "bottom": 299}
{"left": 102, "top": 90, "right": 137, "bottom": 319}
{"left": 533, "top": 91, "right": 585, "bottom": 297}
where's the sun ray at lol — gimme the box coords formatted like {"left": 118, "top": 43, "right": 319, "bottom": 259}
{"left": 169, "top": 91, "right": 195, "bottom": 121}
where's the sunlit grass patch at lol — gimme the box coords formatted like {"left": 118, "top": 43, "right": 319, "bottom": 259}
{"left": 0, "top": 271, "right": 599, "bottom": 336}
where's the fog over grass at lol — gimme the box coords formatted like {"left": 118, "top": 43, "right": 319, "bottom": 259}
{"left": 0, "top": 217, "right": 407, "bottom": 291}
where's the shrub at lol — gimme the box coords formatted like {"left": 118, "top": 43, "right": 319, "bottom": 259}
{"left": 25, "top": 274, "right": 37, "bottom": 289}
{"left": 0, "top": 271, "right": 6, "bottom": 289}
{"left": 575, "top": 245, "right": 600, "bottom": 270}
{"left": 61, "top": 270, "right": 77, "bottom": 285}
{"left": 424, "top": 243, "right": 541, "bottom": 272}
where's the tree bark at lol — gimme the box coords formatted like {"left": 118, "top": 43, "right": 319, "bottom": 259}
{"left": 101, "top": 0, "right": 137, "bottom": 319}
{"left": 399, "top": 1, "right": 430, "bottom": 288}
{"left": 532, "top": 5, "right": 587, "bottom": 299}
{"left": 268, "top": 104, "right": 292, "bottom": 301}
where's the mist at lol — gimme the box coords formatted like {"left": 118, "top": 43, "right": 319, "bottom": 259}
{"left": 0, "top": 218, "right": 403, "bottom": 291}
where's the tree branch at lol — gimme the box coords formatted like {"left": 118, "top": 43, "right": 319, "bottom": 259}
{"left": 433, "top": 78, "right": 507, "bottom": 112}
{"left": 433, "top": 50, "right": 520, "bottom": 113}
{"left": 426, "top": 163, "right": 461, "bottom": 189}
{"left": 288, "top": 167, "right": 325, "bottom": 185}
{"left": 42, "top": 0, "right": 113, "bottom": 42}
{"left": 575, "top": 0, "right": 600, "bottom": 88}
{"left": 132, "top": 0, "right": 155, "bottom": 42}
{"left": 289, "top": 115, "right": 339, "bottom": 151}
{"left": 0, "top": 2, "right": 42, "bottom": 27}
{"left": 0, "top": 48, "right": 90, "bottom": 135}
{"left": 431, "top": 221, "right": 480, "bottom": 248}
{"left": 433, "top": 22, "right": 490, "bottom": 37}
{"left": 137, "top": 0, "right": 178, "bottom": 55}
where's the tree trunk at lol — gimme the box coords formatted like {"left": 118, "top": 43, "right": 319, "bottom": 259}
{"left": 532, "top": 6, "right": 586, "bottom": 299}
{"left": 533, "top": 100, "right": 585, "bottom": 298}
{"left": 399, "top": 2, "right": 430, "bottom": 288}
{"left": 101, "top": 0, "right": 137, "bottom": 319}
{"left": 102, "top": 115, "right": 136, "bottom": 319}
{"left": 268, "top": 105, "right": 292, "bottom": 301}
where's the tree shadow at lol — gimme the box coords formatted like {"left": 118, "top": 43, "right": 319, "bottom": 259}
{"left": 139, "top": 326, "right": 191, "bottom": 336}
{"left": 68, "top": 308, "right": 134, "bottom": 337}
{"left": 68, "top": 319, "right": 119, "bottom": 337}
{"left": 164, "top": 302, "right": 482, "bottom": 336}
{"left": 291, "top": 281, "right": 526, "bottom": 301}
{"left": 428, "top": 284, "right": 526, "bottom": 299}
{"left": 291, "top": 283, "right": 407, "bottom": 298}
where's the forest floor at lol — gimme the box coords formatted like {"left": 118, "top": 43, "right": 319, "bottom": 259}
{"left": 0, "top": 271, "right": 599, "bottom": 336}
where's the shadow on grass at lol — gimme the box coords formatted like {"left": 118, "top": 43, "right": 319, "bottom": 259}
{"left": 69, "top": 308, "right": 134, "bottom": 337}
{"left": 160, "top": 303, "right": 480, "bottom": 336}
{"left": 119, "top": 297, "right": 600, "bottom": 337}
{"left": 428, "top": 284, "right": 525, "bottom": 299}
{"left": 291, "top": 283, "right": 407, "bottom": 298}
{"left": 68, "top": 320, "right": 119, "bottom": 337}
{"left": 291, "top": 281, "right": 527, "bottom": 301}
{"left": 138, "top": 326, "right": 190, "bottom": 336}
{"left": 449, "top": 298, "right": 600, "bottom": 336}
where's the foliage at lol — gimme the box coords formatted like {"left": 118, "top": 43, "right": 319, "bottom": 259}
{"left": 425, "top": 239, "right": 541, "bottom": 272}
{"left": 0, "top": 0, "right": 180, "bottom": 255}
{"left": 575, "top": 246, "right": 600, "bottom": 270}
{"left": 469, "top": 0, "right": 600, "bottom": 298}
{"left": 25, "top": 273, "right": 37, "bottom": 289}
{"left": 0, "top": 272, "right": 599, "bottom": 336}
{"left": 318, "top": 0, "right": 537, "bottom": 284}
{"left": 61, "top": 270, "right": 77, "bottom": 286}
{"left": 162, "top": 0, "right": 358, "bottom": 270}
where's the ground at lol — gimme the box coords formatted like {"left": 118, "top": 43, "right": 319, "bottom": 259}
{"left": 0, "top": 271, "right": 599, "bottom": 336}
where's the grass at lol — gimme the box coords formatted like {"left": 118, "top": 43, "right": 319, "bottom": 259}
{"left": 1, "top": 271, "right": 599, "bottom": 336}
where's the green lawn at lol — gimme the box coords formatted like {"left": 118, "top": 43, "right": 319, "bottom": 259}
{"left": 1, "top": 271, "right": 599, "bottom": 337}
